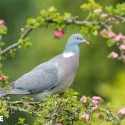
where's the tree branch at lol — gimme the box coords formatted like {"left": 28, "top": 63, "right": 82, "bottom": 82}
{"left": 114, "top": 15, "right": 125, "bottom": 23}
{"left": 0, "top": 26, "right": 32, "bottom": 56}
{"left": 8, "top": 100, "right": 38, "bottom": 106}
{"left": 0, "top": 14, "right": 124, "bottom": 56}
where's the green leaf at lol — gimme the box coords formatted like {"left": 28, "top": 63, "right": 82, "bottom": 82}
{"left": 27, "top": 18, "right": 37, "bottom": 25}
{"left": 17, "top": 118, "right": 25, "bottom": 124}
{"left": 105, "top": 6, "right": 113, "bottom": 15}
{"left": 92, "top": 31, "right": 98, "bottom": 36}
{"left": 63, "top": 12, "right": 72, "bottom": 20}
{"left": 40, "top": 10, "right": 48, "bottom": 17}
{"left": 106, "top": 39, "right": 115, "bottom": 47}
{"left": 48, "top": 6, "right": 57, "bottom": 13}
{"left": 27, "top": 18, "right": 39, "bottom": 28}
{"left": 0, "top": 25, "right": 7, "bottom": 35}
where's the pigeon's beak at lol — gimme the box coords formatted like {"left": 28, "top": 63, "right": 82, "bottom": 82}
{"left": 83, "top": 40, "right": 89, "bottom": 45}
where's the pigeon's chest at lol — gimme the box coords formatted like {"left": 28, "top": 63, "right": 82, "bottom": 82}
{"left": 54, "top": 54, "right": 79, "bottom": 92}
{"left": 60, "top": 54, "right": 78, "bottom": 72}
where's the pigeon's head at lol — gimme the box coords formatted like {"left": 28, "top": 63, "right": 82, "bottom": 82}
{"left": 68, "top": 34, "right": 89, "bottom": 46}
{"left": 64, "top": 34, "right": 89, "bottom": 53}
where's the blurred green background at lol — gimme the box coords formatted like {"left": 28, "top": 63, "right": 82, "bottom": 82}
{"left": 0, "top": 0, "right": 125, "bottom": 124}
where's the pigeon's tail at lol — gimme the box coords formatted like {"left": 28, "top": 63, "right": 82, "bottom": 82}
{"left": 0, "top": 87, "right": 30, "bottom": 97}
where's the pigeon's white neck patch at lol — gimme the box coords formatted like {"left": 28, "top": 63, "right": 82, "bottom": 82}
{"left": 62, "top": 52, "right": 75, "bottom": 58}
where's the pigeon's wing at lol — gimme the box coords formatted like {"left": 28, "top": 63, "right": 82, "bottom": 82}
{"left": 13, "top": 61, "right": 58, "bottom": 94}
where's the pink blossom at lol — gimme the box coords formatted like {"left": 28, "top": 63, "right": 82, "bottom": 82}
{"left": 121, "top": 55, "right": 125, "bottom": 62}
{"left": 0, "top": 76, "right": 5, "bottom": 81}
{"left": 81, "top": 113, "right": 89, "bottom": 120}
{"left": 91, "top": 99, "right": 99, "bottom": 105}
{"left": 54, "top": 29, "right": 64, "bottom": 38}
{"left": 91, "top": 96, "right": 102, "bottom": 106}
{"left": 118, "top": 108, "right": 125, "bottom": 115}
{"left": 56, "top": 123, "right": 62, "bottom": 125}
{"left": 115, "top": 35, "right": 123, "bottom": 41}
{"left": 0, "top": 19, "right": 5, "bottom": 25}
{"left": 91, "top": 105, "right": 99, "bottom": 110}
{"left": 92, "top": 96, "right": 102, "bottom": 101}
{"left": 108, "top": 52, "right": 118, "bottom": 59}
{"left": 119, "top": 45, "right": 125, "bottom": 51}
{"left": 99, "top": 29, "right": 107, "bottom": 36}
{"left": 94, "top": 8, "right": 102, "bottom": 14}
{"left": 80, "top": 96, "right": 87, "bottom": 103}
{"left": 108, "top": 32, "right": 116, "bottom": 38}
{"left": 107, "top": 17, "right": 115, "bottom": 22}
{"left": 100, "top": 13, "right": 108, "bottom": 18}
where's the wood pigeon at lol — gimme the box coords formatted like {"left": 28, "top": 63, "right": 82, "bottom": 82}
{"left": 0, "top": 34, "right": 89, "bottom": 99}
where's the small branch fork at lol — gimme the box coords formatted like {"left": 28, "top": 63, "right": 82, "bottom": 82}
{"left": 0, "top": 26, "right": 32, "bottom": 56}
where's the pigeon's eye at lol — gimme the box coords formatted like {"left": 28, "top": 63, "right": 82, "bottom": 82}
{"left": 76, "top": 37, "right": 79, "bottom": 40}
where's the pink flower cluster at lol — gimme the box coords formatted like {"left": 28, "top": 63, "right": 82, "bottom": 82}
{"left": 101, "top": 13, "right": 108, "bottom": 18}
{"left": 118, "top": 108, "right": 125, "bottom": 116}
{"left": 81, "top": 113, "right": 89, "bottom": 120}
{"left": 54, "top": 29, "right": 64, "bottom": 38}
{"left": 119, "top": 45, "right": 125, "bottom": 51}
{"left": 108, "top": 52, "right": 125, "bottom": 61}
{"left": 94, "top": 8, "right": 102, "bottom": 14}
{"left": 0, "top": 19, "right": 5, "bottom": 25}
{"left": 94, "top": 8, "right": 108, "bottom": 18}
{"left": 99, "top": 29, "right": 107, "bottom": 36}
{"left": 99, "top": 29, "right": 125, "bottom": 43}
{"left": 91, "top": 96, "right": 102, "bottom": 110}
{"left": 108, "top": 32, "right": 116, "bottom": 38}
{"left": 0, "top": 75, "right": 6, "bottom": 81}
{"left": 56, "top": 123, "right": 62, "bottom": 125}
{"left": 80, "top": 96, "right": 87, "bottom": 103}
{"left": 80, "top": 96, "right": 102, "bottom": 111}
{"left": 108, "top": 52, "right": 118, "bottom": 59}
{"left": 99, "top": 29, "right": 125, "bottom": 62}
{"left": 80, "top": 96, "right": 102, "bottom": 121}
{"left": 115, "top": 35, "right": 125, "bottom": 42}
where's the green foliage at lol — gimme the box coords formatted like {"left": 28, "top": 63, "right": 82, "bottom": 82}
{"left": 27, "top": 18, "right": 40, "bottom": 29}
{"left": 114, "top": 3, "right": 125, "bottom": 15}
{"left": 0, "top": 89, "right": 125, "bottom": 125}
{"left": 30, "top": 89, "right": 81, "bottom": 124}
{"left": 0, "top": 100, "right": 9, "bottom": 118}
{"left": 80, "top": 0, "right": 101, "bottom": 11}
{"left": 0, "top": 25, "right": 7, "bottom": 35}
{"left": 18, "top": 37, "right": 31, "bottom": 48}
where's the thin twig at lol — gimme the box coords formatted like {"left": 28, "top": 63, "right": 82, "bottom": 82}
{"left": 8, "top": 100, "right": 38, "bottom": 105}
{"left": 0, "top": 26, "right": 32, "bottom": 56}
{"left": 103, "top": 109, "right": 120, "bottom": 121}
{"left": 84, "top": 12, "right": 92, "bottom": 21}
{"left": 114, "top": 15, "right": 125, "bottom": 23}
{"left": 100, "top": 22, "right": 112, "bottom": 31}
{"left": 88, "top": 110, "right": 92, "bottom": 125}
{"left": 44, "top": 100, "right": 63, "bottom": 125}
